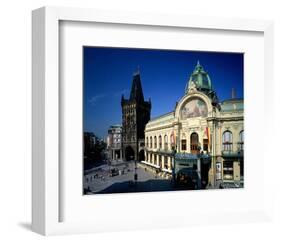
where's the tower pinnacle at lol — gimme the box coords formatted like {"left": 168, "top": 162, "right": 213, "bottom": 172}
{"left": 130, "top": 70, "right": 144, "bottom": 102}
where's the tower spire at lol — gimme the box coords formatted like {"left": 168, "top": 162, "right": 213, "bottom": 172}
{"left": 129, "top": 69, "right": 144, "bottom": 102}
{"left": 133, "top": 65, "right": 140, "bottom": 76}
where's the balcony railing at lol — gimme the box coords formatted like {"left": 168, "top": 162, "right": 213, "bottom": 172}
{"left": 221, "top": 149, "right": 243, "bottom": 157}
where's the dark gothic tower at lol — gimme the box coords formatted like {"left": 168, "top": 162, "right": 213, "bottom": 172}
{"left": 121, "top": 71, "right": 151, "bottom": 161}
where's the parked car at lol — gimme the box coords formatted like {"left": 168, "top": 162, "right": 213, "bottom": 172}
{"left": 110, "top": 168, "right": 119, "bottom": 177}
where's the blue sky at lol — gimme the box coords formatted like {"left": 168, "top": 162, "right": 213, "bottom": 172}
{"left": 83, "top": 47, "right": 243, "bottom": 139}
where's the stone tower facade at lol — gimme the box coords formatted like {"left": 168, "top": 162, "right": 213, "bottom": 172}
{"left": 121, "top": 71, "right": 151, "bottom": 161}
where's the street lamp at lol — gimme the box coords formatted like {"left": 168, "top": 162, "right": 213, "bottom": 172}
{"left": 171, "top": 145, "right": 177, "bottom": 185}
{"left": 133, "top": 155, "right": 138, "bottom": 185}
{"left": 196, "top": 144, "right": 202, "bottom": 189}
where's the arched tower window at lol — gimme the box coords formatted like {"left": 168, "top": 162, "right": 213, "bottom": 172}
{"left": 150, "top": 136, "right": 153, "bottom": 148}
{"left": 222, "top": 131, "right": 233, "bottom": 151}
{"left": 154, "top": 136, "right": 157, "bottom": 148}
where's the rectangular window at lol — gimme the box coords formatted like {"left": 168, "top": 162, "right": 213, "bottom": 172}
{"left": 181, "top": 139, "right": 187, "bottom": 151}
{"left": 203, "top": 139, "right": 208, "bottom": 151}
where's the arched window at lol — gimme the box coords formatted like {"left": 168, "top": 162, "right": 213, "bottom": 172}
{"left": 146, "top": 137, "right": 149, "bottom": 147}
{"left": 159, "top": 135, "right": 162, "bottom": 149}
{"left": 164, "top": 135, "right": 168, "bottom": 150}
{"left": 150, "top": 136, "right": 153, "bottom": 148}
{"left": 154, "top": 136, "right": 157, "bottom": 148}
{"left": 222, "top": 131, "right": 233, "bottom": 151}
{"left": 190, "top": 132, "right": 199, "bottom": 154}
{"left": 170, "top": 133, "right": 175, "bottom": 149}
{"left": 239, "top": 130, "right": 244, "bottom": 151}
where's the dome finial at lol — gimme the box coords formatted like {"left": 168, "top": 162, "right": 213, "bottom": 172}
{"left": 194, "top": 60, "right": 203, "bottom": 72}
{"left": 196, "top": 60, "right": 202, "bottom": 69}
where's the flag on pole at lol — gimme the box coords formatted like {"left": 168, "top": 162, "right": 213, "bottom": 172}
{"left": 206, "top": 127, "right": 211, "bottom": 151}
{"left": 206, "top": 127, "right": 210, "bottom": 142}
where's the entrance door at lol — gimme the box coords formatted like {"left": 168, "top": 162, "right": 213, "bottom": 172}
{"left": 190, "top": 132, "right": 199, "bottom": 154}
{"left": 138, "top": 149, "right": 145, "bottom": 162}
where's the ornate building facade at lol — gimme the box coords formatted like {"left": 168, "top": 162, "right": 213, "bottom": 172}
{"left": 121, "top": 71, "right": 151, "bottom": 161}
{"left": 106, "top": 125, "right": 123, "bottom": 161}
{"left": 143, "top": 62, "right": 244, "bottom": 187}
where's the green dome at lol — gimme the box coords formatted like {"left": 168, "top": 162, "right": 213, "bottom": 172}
{"left": 185, "top": 61, "right": 212, "bottom": 94}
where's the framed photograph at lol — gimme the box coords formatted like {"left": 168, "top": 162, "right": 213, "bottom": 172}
{"left": 82, "top": 47, "right": 244, "bottom": 195}
{"left": 32, "top": 6, "right": 274, "bottom": 235}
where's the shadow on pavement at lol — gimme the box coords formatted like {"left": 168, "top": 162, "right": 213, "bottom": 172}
{"left": 94, "top": 179, "right": 185, "bottom": 194}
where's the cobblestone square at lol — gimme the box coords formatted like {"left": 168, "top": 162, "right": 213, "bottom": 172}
{"left": 84, "top": 161, "right": 173, "bottom": 194}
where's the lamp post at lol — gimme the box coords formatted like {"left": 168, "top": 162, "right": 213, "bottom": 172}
{"left": 171, "top": 145, "right": 177, "bottom": 185}
{"left": 133, "top": 155, "right": 138, "bottom": 185}
{"left": 196, "top": 144, "right": 202, "bottom": 190}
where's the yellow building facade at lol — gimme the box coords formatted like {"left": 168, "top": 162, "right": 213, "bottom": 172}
{"left": 143, "top": 62, "right": 244, "bottom": 187}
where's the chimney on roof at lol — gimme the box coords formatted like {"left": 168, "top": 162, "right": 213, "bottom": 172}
{"left": 231, "top": 88, "right": 236, "bottom": 99}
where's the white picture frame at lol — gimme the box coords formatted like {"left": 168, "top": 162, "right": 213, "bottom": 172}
{"left": 32, "top": 6, "right": 274, "bottom": 236}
